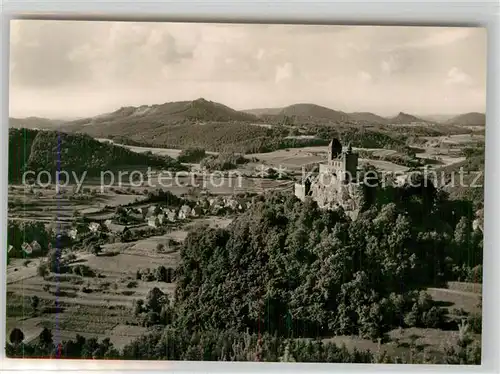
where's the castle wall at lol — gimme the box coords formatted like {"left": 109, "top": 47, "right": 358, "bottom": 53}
{"left": 294, "top": 183, "right": 306, "bottom": 201}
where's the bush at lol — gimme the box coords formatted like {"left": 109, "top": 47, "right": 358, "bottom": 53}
{"left": 178, "top": 148, "right": 206, "bottom": 163}
{"left": 37, "top": 262, "right": 49, "bottom": 277}
{"left": 404, "top": 304, "right": 419, "bottom": 328}
{"left": 468, "top": 313, "right": 482, "bottom": 334}
{"left": 421, "top": 306, "right": 445, "bottom": 329}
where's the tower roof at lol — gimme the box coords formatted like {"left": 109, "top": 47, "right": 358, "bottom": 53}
{"left": 329, "top": 138, "right": 342, "bottom": 159}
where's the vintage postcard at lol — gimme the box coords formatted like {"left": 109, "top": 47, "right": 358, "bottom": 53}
{"left": 7, "top": 21, "right": 485, "bottom": 364}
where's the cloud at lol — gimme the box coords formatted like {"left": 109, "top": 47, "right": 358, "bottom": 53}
{"left": 405, "top": 28, "right": 477, "bottom": 49}
{"left": 9, "top": 21, "right": 486, "bottom": 118}
{"left": 357, "top": 71, "right": 372, "bottom": 83}
{"left": 446, "top": 67, "right": 473, "bottom": 86}
{"left": 381, "top": 55, "right": 400, "bottom": 75}
{"left": 275, "top": 62, "right": 294, "bottom": 83}
{"left": 9, "top": 21, "right": 195, "bottom": 89}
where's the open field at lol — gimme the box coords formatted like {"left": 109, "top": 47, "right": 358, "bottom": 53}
{"left": 96, "top": 138, "right": 219, "bottom": 159}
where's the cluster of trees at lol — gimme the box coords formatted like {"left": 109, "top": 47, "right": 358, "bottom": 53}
{"left": 200, "top": 153, "right": 250, "bottom": 171}
{"left": 7, "top": 220, "right": 51, "bottom": 259}
{"left": 178, "top": 148, "right": 207, "bottom": 163}
{"left": 132, "top": 287, "right": 174, "bottom": 327}
{"left": 438, "top": 147, "right": 485, "bottom": 207}
{"left": 135, "top": 266, "right": 175, "bottom": 283}
{"left": 6, "top": 324, "right": 480, "bottom": 364}
{"left": 6, "top": 327, "right": 120, "bottom": 359}
{"left": 141, "top": 188, "right": 189, "bottom": 207}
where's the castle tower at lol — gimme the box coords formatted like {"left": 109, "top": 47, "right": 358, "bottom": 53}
{"left": 328, "top": 138, "right": 342, "bottom": 163}
{"left": 341, "top": 143, "right": 358, "bottom": 182}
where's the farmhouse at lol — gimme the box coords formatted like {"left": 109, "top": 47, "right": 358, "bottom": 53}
{"left": 104, "top": 220, "right": 129, "bottom": 234}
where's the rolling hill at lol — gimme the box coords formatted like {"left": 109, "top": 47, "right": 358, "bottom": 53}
{"left": 445, "top": 112, "right": 485, "bottom": 126}
{"left": 243, "top": 107, "right": 284, "bottom": 117}
{"left": 9, "top": 117, "right": 65, "bottom": 130}
{"left": 246, "top": 103, "right": 354, "bottom": 125}
{"left": 61, "top": 98, "right": 259, "bottom": 137}
{"left": 348, "top": 112, "right": 388, "bottom": 124}
{"left": 387, "top": 112, "right": 430, "bottom": 124}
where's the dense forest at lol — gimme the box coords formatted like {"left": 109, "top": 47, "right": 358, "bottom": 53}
{"left": 174, "top": 183, "right": 482, "bottom": 340}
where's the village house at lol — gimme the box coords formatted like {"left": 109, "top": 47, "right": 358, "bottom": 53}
{"left": 224, "top": 197, "right": 239, "bottom": 211}
{"left": 21, "top": 242, "right": 33, "bottom": 254}
{"left": 165, "top": 209, "right": 177, "bottom": 223}
{"left": 178, "top": 205, "right": 192, "bottom": 220}
{"left": 148, "top": 216, "right": 161, "bottom": 228}
{"left": 31, "top": 241, "right": 42, "bottom": 254}
{"left": 125, "top": 208, "right": 144, "bottom": 221}
{"left": 104, "top": 219, "right": 129, "bottom": 234}
{"left": 88, "top": 222, "right": 101, "bottom": 233}
{"left": 68, "top": 228, "right": 78, "bottom": 240}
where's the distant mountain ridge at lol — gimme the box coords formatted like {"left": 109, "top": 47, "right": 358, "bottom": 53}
{"left": 245, "top": 104, "right": 431, "bottom": 125}
{"left": 9, "top": 117, "right": 65, "bottom": 130}
{"left": 445, "top": 112, "right": 485, "bottom": 126}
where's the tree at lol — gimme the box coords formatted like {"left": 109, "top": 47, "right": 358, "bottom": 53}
{"left": 156, "top": 243, "right": 165, "bottom": 253}
{"left": 47, "top": 248, "right": 62, "bottom": 273}
{"left": 155, "top": 266, "right": 167, "bottom": 282}
{"left": 38, "top": 327, "right": 53, "bottom": 348}
{"left": 404, "top": 303, "right": 419, "bottom": 328}
{"left": 31, "top": 295, "right": 40, "bottom": 314}
{"left": 146, "top": 287, "right": 165, "bottom": 313}
{"left": 9, "top": 328, "right": 24, "bottom": 346}
{"left": 145, "top": 311, "right": 160, "bottom": 327}
{"left": 37, "top": 262, "right": 49, "bottom": 278}
{"left": 422, "top": 306, "right": 444, "bottom": 329}
{"left": 133, "top": 299, "right": 144, "bottom": 316}
{"left": 91, "top": 244, "right": 102, "bottom": 256}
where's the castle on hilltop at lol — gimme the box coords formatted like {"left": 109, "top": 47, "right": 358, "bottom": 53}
{"left": 294, "top": 139, "right": 365, "bottom": 219}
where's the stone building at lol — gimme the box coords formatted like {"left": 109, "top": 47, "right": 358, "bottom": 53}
{"left": 294, "top": 139, "right": 365, "bottom": 219}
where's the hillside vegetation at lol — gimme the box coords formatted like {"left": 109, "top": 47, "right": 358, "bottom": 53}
{"left": 8, "top": 128, "right": 185, "bottom": 182}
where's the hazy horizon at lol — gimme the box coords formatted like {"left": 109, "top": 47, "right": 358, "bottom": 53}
{"left": 9, "top": 21, "right": 487, "bottom": 119}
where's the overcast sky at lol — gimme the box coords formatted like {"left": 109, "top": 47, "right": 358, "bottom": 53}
{"left": 9, "top": 20, "right": 487, "bottom": 119}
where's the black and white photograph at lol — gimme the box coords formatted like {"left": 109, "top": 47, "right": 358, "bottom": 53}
{"left": 6, "top": 20, "right": 486, "bottom": 364}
